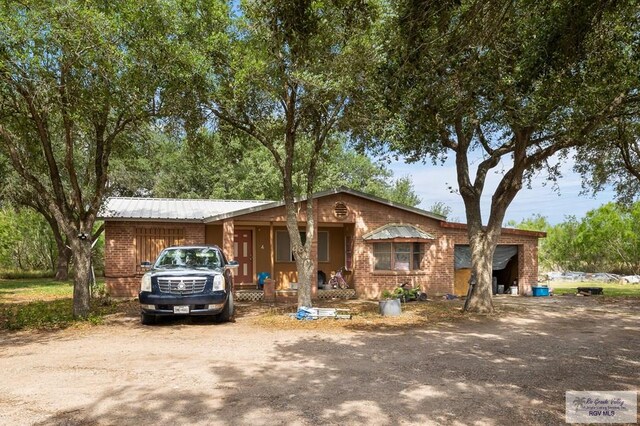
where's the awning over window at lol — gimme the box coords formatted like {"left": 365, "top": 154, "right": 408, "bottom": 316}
{"left": 363, "top": 223, "right": 435, "bottom": 241}
{"left": 454, "top": 245, "right": 518, "bottom": 270}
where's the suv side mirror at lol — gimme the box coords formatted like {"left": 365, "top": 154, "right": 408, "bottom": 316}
{"left": 225, "top": 260, "right": 239, "bottom": 270}
{"left": 140, "top": 261, "right": 152, "bottom": 270}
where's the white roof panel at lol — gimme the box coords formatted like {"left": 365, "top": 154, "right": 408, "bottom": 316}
{"left": 100, "top": 197, "right": 274, "bottom": 221}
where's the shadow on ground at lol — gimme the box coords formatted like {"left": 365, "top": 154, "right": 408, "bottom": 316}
{"left": 32, "top": 298, "right": 640, "bottom": 425}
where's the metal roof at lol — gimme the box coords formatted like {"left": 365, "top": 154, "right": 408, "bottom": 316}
{"left": 99, "top": 187, "right": 447, "bottom": 223}
{"left": 99, "top": 197, "right": 274, "bottom": 221}
{"left": 362, "top": 223, "right": 435, "bottom": 241}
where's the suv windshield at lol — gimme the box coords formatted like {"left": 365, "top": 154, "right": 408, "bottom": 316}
{"left": 154, "top": 247, "right": 222, "bottom": 270}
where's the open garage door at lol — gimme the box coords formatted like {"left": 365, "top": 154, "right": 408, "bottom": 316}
{"left": 453, "top": 245, "right": 519, "bottom": 296}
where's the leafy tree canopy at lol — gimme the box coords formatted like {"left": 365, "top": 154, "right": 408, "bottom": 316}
{"left": 575, "top": 117, "right": 640, "bottom": 205}
{"left": 0, "top": 0, "right": 227, "bottom": 316}
{"left": 170, "top": 0, "right": 386, "bottom": 307}
{"left": 108, "top": 130, "right": 421, "bottom": 205}
{"left": 365, "top": 0, "right": 640, "bottom": 313}
{"left": 511, "top": 204, "right": 640, "bottom": 275}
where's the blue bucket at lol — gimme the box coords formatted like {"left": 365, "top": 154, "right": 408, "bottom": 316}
{"left": 532, "top": 286, "right": 550, "bottom": 297}
{"left": 257, "top": 272, "right": 270, "bottom": 288}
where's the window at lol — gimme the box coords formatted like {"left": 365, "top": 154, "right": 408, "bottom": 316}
{"left": 317, "top": 232, "right": 329, "bottom": 262}
{"left": 373, "top": 242, "right": 392, "bottom": 270}
{"left": 155, "top": 247, "right": 221, "bottom": 269}
{"left": 394, "top": 243, "right": 411, "bottom": 271}
{"left": 412, "top": 242, "right": 424, "bottom": 270}
{"left": 276, "top": 230, "right": 329, "bottom": 262}
{"left": 373, "top": 242, "right": 424, "bottom": 271}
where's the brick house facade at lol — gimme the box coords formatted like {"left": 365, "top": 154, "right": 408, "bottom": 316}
{"left": 102, "top": 188, "right": 544, "bottom": 298}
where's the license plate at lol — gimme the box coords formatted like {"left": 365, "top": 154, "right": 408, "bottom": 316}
{"left": 173, "top": 305, "right": 189, "bottom": 314}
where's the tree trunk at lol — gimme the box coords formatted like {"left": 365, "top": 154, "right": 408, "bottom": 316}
{"left": 295, "top": 255, "right": 314, "bottom": 308}
{"left": 70, "top": 237, "right": 92, "bottom": 318}
{"left": 464, "top": 233, "right": 497, "bottom": 314}
{"left": 284, "top": 201, "right": 314, "bottom": 308}
{"left": 54, "top": 240, "right": 72, "bottom": 281}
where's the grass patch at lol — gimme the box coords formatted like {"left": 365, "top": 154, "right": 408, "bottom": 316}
{"left": 550, "top": 281, "right": 640, "bottom": 297}
{"left": 0, "top": 278, "right": 74, "bottom": 303}
{"left": 0, "top": 277, "right": 125, "bottom": 331}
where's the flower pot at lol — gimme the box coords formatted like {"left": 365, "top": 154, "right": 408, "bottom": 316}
{"left": 379, "top": 298, "right": 402, "bottom": 316}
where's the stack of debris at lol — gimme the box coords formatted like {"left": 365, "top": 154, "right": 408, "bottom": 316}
{"left": 293, "top": 306, "right": 352, "bottom": 320}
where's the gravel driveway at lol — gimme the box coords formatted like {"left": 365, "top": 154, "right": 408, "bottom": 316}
{"left": 1, "top": 296, "right": 638, "bottom": 426}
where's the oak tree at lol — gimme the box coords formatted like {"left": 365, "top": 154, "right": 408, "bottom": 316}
{"left": 0, "top": 0, "right": 218, "bottom": 316}
{"left": 190, "top": 0, "right": 380, "bottom": 307}
{"left": 377, "top": 0, "right": 639, "bottom": 312}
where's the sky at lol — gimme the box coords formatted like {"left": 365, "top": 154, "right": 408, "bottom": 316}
{"left": 388, "top": 154, "right": 617, "bottom": 226}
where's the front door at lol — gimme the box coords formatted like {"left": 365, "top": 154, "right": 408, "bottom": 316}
{"left": 233, "top": 230, "right": 253, "bottom": 284}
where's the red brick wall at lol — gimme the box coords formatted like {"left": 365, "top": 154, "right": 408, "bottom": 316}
{"left": 313, "top": 194, "right": 539, "bottom": 298}
{"left": 104, "top": 221, "right": 205, "bottom": 297}
{"left": 104, "top": 193, "right": 541, "bottom": 299}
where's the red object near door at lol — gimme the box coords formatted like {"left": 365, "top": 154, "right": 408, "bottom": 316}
{"left": 233, "top": 231, "right": 253, "bottom": 284}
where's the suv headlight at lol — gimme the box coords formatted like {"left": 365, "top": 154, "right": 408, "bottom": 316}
{"left": 212, "top": 274, "right": 225, "bottom": 291}
{"left": 141, "top": 273, "right": 152, "bottom": 292}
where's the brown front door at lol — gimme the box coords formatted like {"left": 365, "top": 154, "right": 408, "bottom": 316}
{"left": 234, "top": 230, "right": 253, "bottom": 284}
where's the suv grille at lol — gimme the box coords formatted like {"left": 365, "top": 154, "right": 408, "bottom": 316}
{"left": 157, "top": 277, "right": 207, "bottom": 295}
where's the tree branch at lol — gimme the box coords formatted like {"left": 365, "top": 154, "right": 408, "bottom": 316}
{"left": 13, "top": 81, "right": 70, "bottom": 216}
{"left": 210, "top": 104, "right": 286, "bottom": 177}
{"left": 59, "top": 59, "right": 84, "bottom": 214}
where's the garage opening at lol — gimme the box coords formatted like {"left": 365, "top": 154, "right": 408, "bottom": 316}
{"left": 453, "top": 245, "right": 519, "bottom": 296}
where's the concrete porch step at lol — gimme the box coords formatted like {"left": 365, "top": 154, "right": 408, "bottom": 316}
{"left": 234, "top": 283, "right": 260, "bottom": 291}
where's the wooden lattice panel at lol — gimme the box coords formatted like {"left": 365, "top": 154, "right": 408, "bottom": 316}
{"left": 317, "top": 289, "right": 356, "bottom": 299}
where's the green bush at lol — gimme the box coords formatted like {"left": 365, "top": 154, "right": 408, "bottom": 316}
{"left": 0, "top": 207, "right": 56, "bottom": 271}
{"left": 381, "top": 289, "right": 395, "bottom": 299}
{"left": 0, "top": 270, "right": 55, "bottom": 279}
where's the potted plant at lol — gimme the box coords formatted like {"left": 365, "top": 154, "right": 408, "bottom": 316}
{"left": 379, "top": 290, "right": 402, "bottom": 316}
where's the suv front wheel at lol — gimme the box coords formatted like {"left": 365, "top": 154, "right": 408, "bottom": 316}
{"left": 141, "top": 312, "right": 157, "bottom": 325}
{"left": 215, "top": 292, "right": 234, "bottom": 323}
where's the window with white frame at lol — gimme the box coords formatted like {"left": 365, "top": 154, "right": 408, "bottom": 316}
{"left": 373, "top": 242, "right": 424, "bottom": 271}
{"left": 276, "top": 230, "right": 329, "bottom": 262}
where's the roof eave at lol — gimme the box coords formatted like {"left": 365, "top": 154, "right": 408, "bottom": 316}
{"left": 363, "top": 237, "right": 435, "bottom": 242}
{"left": 99, "top": 217, "right": 205, "bottom": 223}
{"left": 439, "top": 221, "right": 547, "bottom": 238}
{"left": 314, "top": 187, "right": 446, "bottom": 221}
{"left": 205, "top": 187, "right": 446, "bottom": 223}
{"left": 203, "top": 200, "right": 284, "bottom": 223}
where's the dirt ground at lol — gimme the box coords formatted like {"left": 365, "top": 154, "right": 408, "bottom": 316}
{"left": 0, "top": 296, "right": 638, "bottom": 426}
